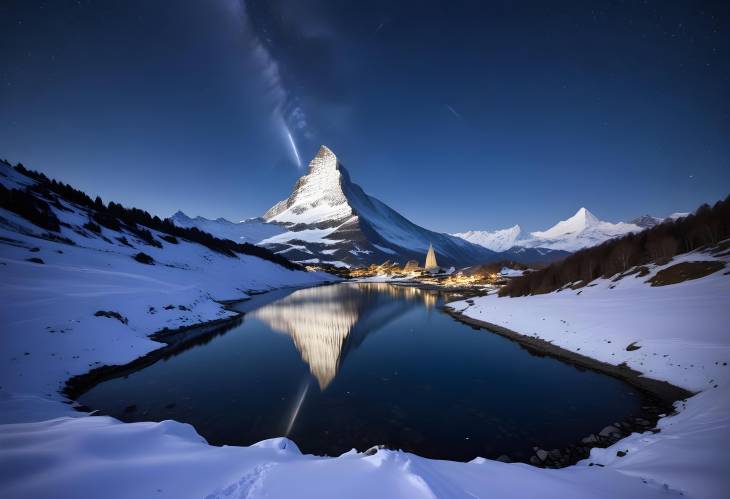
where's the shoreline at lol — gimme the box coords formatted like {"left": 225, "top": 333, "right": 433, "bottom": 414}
{"left": 63, "top": 282, "right": 337, "bottom": 402}
{"left": 442, "top": 305, "right": 693, "bottom": 404}
{"left": 63, "top": 281, "right": 693, "bottom": 470}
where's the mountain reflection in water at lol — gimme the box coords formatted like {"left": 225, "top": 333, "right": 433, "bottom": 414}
{"left": 252, "top": 283, "right": 443, "bottom": 389}
{"left": 78, "top": 282, "right": 649, "bottom": 461}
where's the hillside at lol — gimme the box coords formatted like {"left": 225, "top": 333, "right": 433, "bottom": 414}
{"left": 500, "top": 196, "right": 730, "bottom": 296}
{"left": 0, "top": 159, "right": 333, "bottom": 407}
{"left": 447, "top": 246, "right": 730, "bottom": 499}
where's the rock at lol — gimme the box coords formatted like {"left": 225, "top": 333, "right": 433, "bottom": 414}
{"left": 496, "top": 455, "right": 512, "bottom": 463}
{"left": 616, "top": 450, "right": 628, "bottom": 457}
{"left": 599, "top": 425, "right": 622, "bottom": 438}
{"left": 529, "top": 456, "right": 541, "bottom": 465}
{"left": 536, "top": 449, "right": 548, "bottom": 461}
{"left": 581, "top": 434, "right": 599, "bottom": 444}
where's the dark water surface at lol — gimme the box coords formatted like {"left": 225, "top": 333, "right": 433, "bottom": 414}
{"left": 78, "top": 283, "right": 649, "bottom": 461}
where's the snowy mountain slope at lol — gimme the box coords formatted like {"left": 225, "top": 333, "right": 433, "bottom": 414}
{"left": 456, "top": 208, "right": 691, "bottom": 254}
{"left": 452, "top": 225, "right": 522, "bottom": 252}
{"left": 1, "top": 159, "right": 727, "bottom": 498}
{"left": 630, "top": 212, "right": 690, "bottom": 229}
{"left": 170, "top": 211, "right": 285, "bottom": 243}
{"left": 448, "top": 248, "right": 730, "bottom": 498}
{"left": 0, "top": 160, "right": 333, "bottom": 401}
{"left": 259, "top": 145, "right": 502, "bottom": 267}
{"left": 1, "top": 199, "right": 726, "bottom": 498}
{"left": 524, "top": 207, "right": 641, "bottom": 251}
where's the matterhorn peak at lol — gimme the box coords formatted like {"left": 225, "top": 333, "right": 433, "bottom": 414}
{"left": 263, "top": 145, "right": 351, "bottom": 224}
{"left": 307, "top": 145, "right": 339, "bottom": 175}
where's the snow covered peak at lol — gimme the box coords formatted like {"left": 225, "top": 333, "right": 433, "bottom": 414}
{"left": 263, "top": 145, "right": 353, "bottom": 226}
{"left": 526, "top": 208, "right": 641, "bottom": 251}
{"left": 452, "top": 225, "right": 522, "bottom": 252}
{"left": 532, "top": 207, "right": 599, "bottom": 239}
{"left": 170, "top": 210, "right": 192, "bottom": 223}
{"left": 308, "top": 145, "right": 338, "bottom": 175}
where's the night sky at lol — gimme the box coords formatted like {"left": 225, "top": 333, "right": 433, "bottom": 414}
{"left": 1, "top": 1, "right": 728, "bottom": 233}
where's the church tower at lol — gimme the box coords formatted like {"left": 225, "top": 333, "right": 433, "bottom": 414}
{"left": 424, "top": 243, "right": 439, "bottom": 272}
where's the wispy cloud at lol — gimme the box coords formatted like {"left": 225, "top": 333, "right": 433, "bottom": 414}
{"left": 237, "top": 0, "right": 306, "bottom": 168}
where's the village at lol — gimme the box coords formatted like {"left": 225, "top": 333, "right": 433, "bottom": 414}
{"left": 304, "top": 243, "right": 530, "bottom": 289}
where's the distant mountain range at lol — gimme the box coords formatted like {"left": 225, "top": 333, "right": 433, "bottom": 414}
{"left": 170, "top": 212, "right": 285, "bottom": 244}
{"left": 453, "top": 208, "right": 689, "bottom": 253}
{"left": 172, "top": 145, "right": 688, "bottom": 266}
{"left": 172, "top": 146, "right": 567, "bottom": 267}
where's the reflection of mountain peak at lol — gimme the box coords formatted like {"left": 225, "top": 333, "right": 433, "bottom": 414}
{"left": 252, "top": 284, "right": 435, "bottom": 389}
{"left": 254, "top": 295, "right": 359, "bottom": 389}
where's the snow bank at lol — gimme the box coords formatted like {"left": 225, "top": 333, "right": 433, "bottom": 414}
{"left": 448, "top": 249, "right": 730, "bottom": 498}
{"left": 1, "top": 165, "right": 727, "bottom": 498}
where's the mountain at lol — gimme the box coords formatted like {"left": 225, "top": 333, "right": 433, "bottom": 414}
{"left": 452, "top": 225, "right": 522, "bottom": 252}
{"left": 630, "top": 212, "right": 690, "bottom": 229}
{"left": 170, "top": 211, "right": 285, "bottom": 243}
{"left": 455, "top": 208, "right": 648, "bottom": 253}
{"left": 630, "top": 214, "right": 664, "bottom": 229}
{"left": 258, "top": 145, "right": 506, "bottom": 267}
{"left": 523, "top": 207, "right": 642, "bottom": 251}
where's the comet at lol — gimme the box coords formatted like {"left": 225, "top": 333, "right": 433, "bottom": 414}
{"left": 285, "top": 126, "right": 302, "bottom": 168}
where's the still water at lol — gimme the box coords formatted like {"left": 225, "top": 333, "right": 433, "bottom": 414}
{"left": 78, "top": 283, "right": 648, "bottom": 461}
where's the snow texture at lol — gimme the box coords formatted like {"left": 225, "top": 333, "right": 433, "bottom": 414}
{"left": 1, "top": 162, "right": 726, "bottom": 498}
{"left": 448, "top": 249, "right": 730, "bottom": 498}
{"left": 170, "top": 211, "right": 285, "bottom": 244}
{"left": 456, "top": 208, "right": 691, "bottom": 253}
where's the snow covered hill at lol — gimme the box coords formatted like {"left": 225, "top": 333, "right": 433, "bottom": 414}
{"left": 0, "top": 160, "right": 333, "bottom": 405}
{"left": 165, "top": 147, "right": 567, "bottom": 266}
{"left": 258, "top": 145, "right": 505, "bottom": 267}
{"left": 448, "top": 247, "right": 730, "bottom": 499}
{"left": 170, "top": 211, "right": 285, "bottom": 244}
{"left": 452, "top": 225, "right": 522, "bottom": 252}
{"left": 524, "top": 207, "right": 641, "bottom": 251}
{"left": 1, "top": 158, "right": 727, "bottom": 499}
{"left": 456, "top": 208, "right": 689, "bottom": 253}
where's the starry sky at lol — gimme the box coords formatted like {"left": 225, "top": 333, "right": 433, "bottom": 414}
{"left": 1, "top": 0, "right": 728, "bottom": 233}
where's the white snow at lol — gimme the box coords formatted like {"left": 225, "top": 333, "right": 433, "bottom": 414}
{"left": 1, "top": 161, "right": 727, "bottom": 498}
{"left": 452, "top": 225, "right": 522, "bottom": 252}
{"left": 456, "top": 208, "right": 690, "bottom": 254}
{"left": 170, "top": 211, "right": 285, "bottom": 244}
{"left": 260, "top": 224, "right": 346, "bottom": 246}
{"left": 448, "top": 249, "right": 730, "bottom": 498}
{"left": 263, "top": 146, "right": 353, "bottom": 225}
{"left": 523, "top": 208, "right": 642, "bottom": 252}
{"left": 499, "top": 267, "right": 524, "bottom": 277}
{"left": 258, "top": 146, "right": 494, "bottom": 265}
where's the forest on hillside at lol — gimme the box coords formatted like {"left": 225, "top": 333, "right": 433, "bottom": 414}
{"left": 0, "top": 161, "right": 302, "bottom": 271}
{"left": 499, "top": 195, "right": 730, "bottom": 297}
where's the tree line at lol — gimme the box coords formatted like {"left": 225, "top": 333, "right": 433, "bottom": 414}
{"left": 1, "top": 161, "right": 302, "bottom": 271}
{"left": 499, "top": 195, "right": 730, "bottom": 297}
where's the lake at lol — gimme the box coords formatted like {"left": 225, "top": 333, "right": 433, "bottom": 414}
{"left": 77, "top": 282, "right": 653, "bottom": 461}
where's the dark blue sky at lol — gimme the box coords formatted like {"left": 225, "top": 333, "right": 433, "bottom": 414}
{"left": 1, "top": 1, "right": 728, "bottom": 233}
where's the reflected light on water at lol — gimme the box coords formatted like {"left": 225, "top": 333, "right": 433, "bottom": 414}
{"left": 253, "top": 284, "right": 445, "bottom": 389}
{"left": 285, "top": 378, "right": 310, "bottom": 436}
